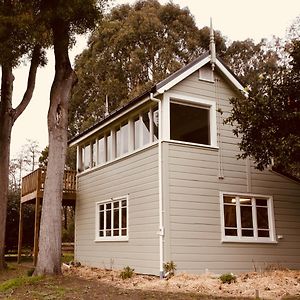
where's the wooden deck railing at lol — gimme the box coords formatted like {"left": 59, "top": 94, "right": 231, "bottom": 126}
{"left": 21, "top": 168, "right": 76, "bottom": 198}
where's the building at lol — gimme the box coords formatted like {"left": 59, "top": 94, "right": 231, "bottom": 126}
{"left": 69, "top": 47, "right": 300, "bottom": 277}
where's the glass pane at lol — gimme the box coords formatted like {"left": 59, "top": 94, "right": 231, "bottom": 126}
{"left": 225, "top": 229, "right": 237, "bottom": 236}
{"left": 224, "top": 205, "right": 237, "bottom": 227}
{"left": 257, "top": 207, "right": 269, "bottom": 229}
{"left": 106, "top": 230, "right": 111, "bottom": 236}
{"left": 134, "top": 117, "right": 140, "bottom": 150}
{"left": 113, "top": 229, "right": 119, "bottom": 236}
{"left": 99, "top": 212, "right": 104, "bottom": 230}
{"left": 122, "top": 207, "right": 127, "bottom": 228}
{"left": 99, "top": 230, "right": 104, "bottom": 237}
{"left": 121, "top": 200, "right": 127, "bottom": 207}
{"left": 98, "top": 137, "right": 105, "bottom": 164}
{"left": 224, "top": 196, "right": 236, "bottom": 204}
{"left": 106, "top": 210, "right": 111, "bottom": 230}
{"left": 92, "top": 141, "right": 97, "bottom": 167}
{"left": 258, "top": 230, "right": 270, "bottom": 237}
{"left": 242, "top": 229, "right": 254, "bottom": 237}
{"left": 116, "top": 128, "right": 121, "bottom": 157}
{"left": 170, "top": 102, "right": 210, "bottom": 145}
{"left": 106, "top": 203, "right": 111, "bottom": 210}
{"left": 239, "top": 197, "right": 251, "bottom": 205}
{"left": 99, "top": 204, "right": 104, "bottom": 211}
{"left": 114, "top": 208, "right": 119, "bottom": 229}
{"left": 241, "top": 206, "right": 253, "bottom": 228}
{"left": 113, "top": 202, "right": 119, "bottom": 209}
{"left": 121, "top": 123, "right": 129, "bottom": 154}
{"left": 153, "top": 107, "right": 159, "bottom": 141}
{"left": 107, "top": 133, "right": 111, "bottom": 161}
{"left": 84, "top": 144, "right": 90, "bottom": 169}
{"left": 141, "top": 112, "right": 150, "bottom": 146}
{"left": 256, "top": 198, "right": 268, "bottom": 207}
{"left": 122, "top": 229, "right": 127, "bottom": 236}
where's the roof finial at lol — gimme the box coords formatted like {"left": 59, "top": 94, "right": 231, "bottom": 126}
{"left": 105, "top": 95, "right": 109, "bottom": 117}
{"left": 209, "top": 17, "right": 216, "bottom": 71}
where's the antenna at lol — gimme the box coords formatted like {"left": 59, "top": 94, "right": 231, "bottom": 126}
{"left": 209, "top": 17, "right": 216, "bottom": 71}
{"left": 105, "top": 95, "right": 109, "bottom": 117}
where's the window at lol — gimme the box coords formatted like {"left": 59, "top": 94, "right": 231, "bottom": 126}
{"left": 170, "top": 102, "right": 210, "bottom": 145}
{"left": 220, "top": 193, "right": 276, "bottom": 243}
{"left": 95, "top": 196, "right": 128, "bottom": 241}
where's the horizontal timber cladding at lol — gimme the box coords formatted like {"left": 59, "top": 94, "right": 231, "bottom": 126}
{"left": 75, "top": 145, "right": 160, "bottom": 275}
{"left": 164, "top": 70, "right": 300, "bottom": 274}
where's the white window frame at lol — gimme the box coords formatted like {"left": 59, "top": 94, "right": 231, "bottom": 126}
{"left": 163, "top": 92, "right": 217, "bottom": 148}
{"left": 220, "top": 192, "right": 277, "bottom": 243}
{"left": 95, "top": 195, "right": 129, "bottom": 242}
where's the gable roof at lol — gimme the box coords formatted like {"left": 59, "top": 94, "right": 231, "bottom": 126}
{"left": 69, "top": 51, "right": 246, "bottom": 146}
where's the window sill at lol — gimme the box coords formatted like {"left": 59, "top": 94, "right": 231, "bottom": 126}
{"left": 94, "top": 237, "right": 129, "bottom": 242}
{"left": 167, "top": 139, "right": 218, "bottom": 150}
{"left": 221, "top": 238, "right": 278, "bottom": 244}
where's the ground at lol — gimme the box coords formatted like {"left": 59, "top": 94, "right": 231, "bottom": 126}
{"left": 0, "top": 262, "right": 300, "bottom": 299}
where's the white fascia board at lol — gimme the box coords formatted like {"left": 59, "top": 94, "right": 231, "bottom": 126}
{"left": 215, "top": 59, "right": 248, "bottom": 97}
{"left": 69, "top": 96, "right": 155, "bottom": 147}
{"left": 156, "top": 56, "right": 211, "bottom": 94}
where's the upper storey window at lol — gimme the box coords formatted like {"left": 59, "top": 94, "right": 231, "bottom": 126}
{"left": 170, "top": 102, "right": 210, "bottom": 145}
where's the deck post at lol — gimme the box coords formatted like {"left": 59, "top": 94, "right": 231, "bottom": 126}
{"left": 33, "top": 197, "right": 41, "bottom": 266}
{"left": 17, "top": 202, "right": 24, "bottom": 264}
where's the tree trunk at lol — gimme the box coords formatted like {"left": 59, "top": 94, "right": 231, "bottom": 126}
{"left": 0, "top": 66, "right": 14, "bottom": 269}
{"left": 35, "top": 20, "right": 76, "bottom": 275}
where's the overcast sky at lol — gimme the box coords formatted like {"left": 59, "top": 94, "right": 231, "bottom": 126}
{"left": 10, "top": 0, "right": 300, "bottom": 157}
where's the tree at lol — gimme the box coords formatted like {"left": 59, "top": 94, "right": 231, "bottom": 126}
{"left": 34, "top": 0, "right": 106, "bottom": 276}
{"left": 69, "top": 0, "right": 227, "bottom": 137}
{"left": 225, "top": 36, "right": 300, "bottom": 172}
{"left": 0, "top": 1, "right": 44, "bottom": 269}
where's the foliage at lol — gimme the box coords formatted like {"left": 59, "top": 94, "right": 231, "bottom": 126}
{"left": 163, "top": 260, "right": 176, "bottom": 277}
{"left": 69, "top": 0, "right": 227, "bottom": 136}
{"left": 225, "top": 37, "right": 300, "bottom": 171}
{"left": 219, "top": 273, "right": 236, "bottom": 284}
{"left": 120, "top": 266, "right": 135, "bottom": 280}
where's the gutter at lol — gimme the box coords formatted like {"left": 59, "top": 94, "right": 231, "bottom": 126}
{"left": 150, "top": 92, "right": 164, "bottom": 279}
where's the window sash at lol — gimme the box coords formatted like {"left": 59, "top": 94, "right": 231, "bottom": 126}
{"left": 96, "top": 196, "right": 128, "bottom": 241}
{"left": 221, "top": 193, "right": 275, "bottom": 243}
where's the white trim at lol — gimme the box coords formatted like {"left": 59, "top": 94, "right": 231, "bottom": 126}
{"left": 215, "top": 60, "right": 248, "bottom": 97}
{"left": 95, "top": 195, "right": 129, "bottom": 242}
{"left": 219, "top": 192, "right": 276, "bottom": 243}
{"left": 165, "top": 92, "right": 217, "bottom": 148}
{"left": 157, "top": 56, "right": 211, "bottom": 93}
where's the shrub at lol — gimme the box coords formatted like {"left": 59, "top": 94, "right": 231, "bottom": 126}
{"left": 163, "top": 261, "right": 177, "bottom": 277}
{"left": 220, "top": 273, "right": 236, "bottom": 284}
{"left": 120, "top": 266, "right": 135, "bottom": 280}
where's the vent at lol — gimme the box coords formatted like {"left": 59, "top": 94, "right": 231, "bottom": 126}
{"left": 199, "top": 65, "right": 214, "bottom": 82}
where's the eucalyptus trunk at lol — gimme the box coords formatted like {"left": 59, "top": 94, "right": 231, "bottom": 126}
{"left": 0, "top": 66, "right": 14, "bottom": 269}
{"left": 0, "top": 46, "right": 40, "bottom": 270}
{"left": 35, "top": 20, "right": 76, "bottom": 275}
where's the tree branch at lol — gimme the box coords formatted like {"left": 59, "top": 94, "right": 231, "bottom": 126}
{"left": 13, "top": 44, "right": 42, "bottom": 122}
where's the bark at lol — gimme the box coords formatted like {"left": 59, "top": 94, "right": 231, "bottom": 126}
{"left": 0, "top": 46, "right": 41, "bottom": 269}
{"left": 35, "top": 20, "right": 76, "bottom": 275}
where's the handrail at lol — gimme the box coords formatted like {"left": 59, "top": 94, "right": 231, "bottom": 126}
{"left": 21, "top": 168, "right": 76, "bottom": 197}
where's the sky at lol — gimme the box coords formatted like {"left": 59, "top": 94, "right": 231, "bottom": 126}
{"left": 10, "top": 0, "right": 300, "bottom": 157}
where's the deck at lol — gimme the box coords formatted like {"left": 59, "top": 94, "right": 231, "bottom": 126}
{"left": 21, "top": 168, "right": 76, "bottom": 205}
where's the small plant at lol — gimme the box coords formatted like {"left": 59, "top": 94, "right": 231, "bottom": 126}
{"left": 27, "top": 268, "right": 35, "bottom": 277}
{"left": 219, "top": 273, "right": 236, "bottom": 284}
{"left": 120, "top": 266, "right": 135, "bottom": 280}
{"left": 163, "top": 261, "right": 177, "bottom": 277}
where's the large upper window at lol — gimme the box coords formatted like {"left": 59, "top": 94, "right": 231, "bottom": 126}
{"left": 170, "top": 101, "right": 210, "bottom": 145}
{"left": 221, "top": 193, "right": 276, "bottom": 243}
{"left": 95, "top": 196, "right": 128, "bottom": 241}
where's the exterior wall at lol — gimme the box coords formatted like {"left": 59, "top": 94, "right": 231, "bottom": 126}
{"left": 164, "top": 70, "right": 300, "bottom": 274}
{"left": 75, "top": 145, "right": 160, "bottom": 275}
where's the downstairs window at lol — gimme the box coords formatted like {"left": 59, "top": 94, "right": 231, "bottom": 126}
{"left": 95, "top": 196, "right": 128, "bottom": 241}
{"left": 220, "top": 193, "right": 276, "bottom": 243}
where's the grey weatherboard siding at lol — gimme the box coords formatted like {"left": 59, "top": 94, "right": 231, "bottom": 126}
{"left": 74, "top": 64, "right": 300, "bottom": 275}
{"left": 163, "top": 69, "right": 300, "bottom": 274}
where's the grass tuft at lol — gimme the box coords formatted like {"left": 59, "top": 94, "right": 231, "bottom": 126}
{"left": 0, "top": 275, "right": 43, "bottom": 292}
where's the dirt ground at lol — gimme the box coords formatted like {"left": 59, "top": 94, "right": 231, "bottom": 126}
{"left": 0, "top": 263, "right": 299, "bottom": 299}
